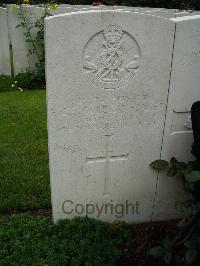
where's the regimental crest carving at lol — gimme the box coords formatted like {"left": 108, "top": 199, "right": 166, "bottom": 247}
{"left": 83, "top": 25, "right": 141, "bottom": 89}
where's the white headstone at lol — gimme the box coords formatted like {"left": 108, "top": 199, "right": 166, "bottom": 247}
{"left": 51, "top": 5, "right": 79, "bottom": 15}
{"left": 144, "top": 9, "right": 198, "bottom": 19}
{"left": 0, "top": 7, "right": 11, "bottom": 75}
{"left": 153, "top": 15, "right": 200, "bottom": 221}
{"left": 45, "top": 10, "right": 176, "bottom": 223}
{"left": 7, "top": 5, "right": 45, "bottom": 74}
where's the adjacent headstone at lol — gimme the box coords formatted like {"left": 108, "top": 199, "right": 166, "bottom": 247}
{"left": 0, "top": 7, "right": 11, "bottom": 75}
{"left": 145, "top": 9, "right": 198, "bottom": 19}
{"left": 45, "top": 10, "right": 176, "bottom": 223}
{"left": 51, "top": 5, "right": 81, "bottom": 15}
{"left": 153, "top": 15, "right": 200, "bottom": 221}
{"left": 7, "top": 4, "right": 93, "bottom": 74}
{"left": 7, "top": 5, "right": 45, "bottom": 74}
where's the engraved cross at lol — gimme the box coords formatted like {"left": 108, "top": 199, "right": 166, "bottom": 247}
{"left": 86, "top": 135, "right": 129, "bottom": 196}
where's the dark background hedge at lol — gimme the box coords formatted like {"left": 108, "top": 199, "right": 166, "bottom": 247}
{"left": 0, "top": 0, "right": 200, "bottom": 10}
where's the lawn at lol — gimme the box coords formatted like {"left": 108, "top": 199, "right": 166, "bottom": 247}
{"left": 0, "top": 91, "right": 50, "bottom": 213}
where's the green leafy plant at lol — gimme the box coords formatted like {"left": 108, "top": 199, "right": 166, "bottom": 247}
{"left": 149, "top": 238, "right": 173, "bottom": 265}
{"left": 14, "top": 71, "right": 46, "bottom": 89}
{"left": 14, "top": 2, "right": 56, "bottom": 88}
{"left": 149, "top": 157, "right": 200, "bottom": 265}
{"left": 0, "top": 214, "right": 131, "bottom": 265}
{"left": 0, "top": 75, "right": 17, "bottom": 92}
{"left": 0, "top": 73, "right": 45, "bottom": 92}
{"left": 17, "top": 7, "right": 44, "bottom": 74}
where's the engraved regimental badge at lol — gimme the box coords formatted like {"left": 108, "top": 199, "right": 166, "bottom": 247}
{"left": 83, "top": 25, "right": 141, "bottom": 89}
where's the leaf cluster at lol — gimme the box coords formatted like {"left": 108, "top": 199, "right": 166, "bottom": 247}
{"left": 149, "top": 158, "right": 200, "bottom": 265}
{"left": 0, "top": 73, "right": 45, "bottom": 92}
{"left": 0, "top": 214, "right": 131, "bottom": 265}
{"left": 16, "top": 5, "right": 52, "bottom": 86}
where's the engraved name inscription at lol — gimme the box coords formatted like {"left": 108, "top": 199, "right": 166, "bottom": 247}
{"left": 83, "top": 25, "right": 141, "bottom": 89}
{"left": 53, "top": 93, "right": 161, "bottom": 133}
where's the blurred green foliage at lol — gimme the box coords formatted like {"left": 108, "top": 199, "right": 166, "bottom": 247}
{"left": 0, "top": 0, "right": 199, "bottom": 10}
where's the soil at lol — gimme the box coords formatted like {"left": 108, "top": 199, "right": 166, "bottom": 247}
{"left": 118, "top": 219, "right": 179, "bottom": 266}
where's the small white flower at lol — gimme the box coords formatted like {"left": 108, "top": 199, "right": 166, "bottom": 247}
{"left": 19, "top": 88, "right": 23, "bottom": 92}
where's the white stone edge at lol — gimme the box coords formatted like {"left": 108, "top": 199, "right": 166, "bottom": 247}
{"left": 170, "top": 14, "right": 200, "bottom": 22}
{"left": 44, "top": 9, "right": 173, "bottom": 22}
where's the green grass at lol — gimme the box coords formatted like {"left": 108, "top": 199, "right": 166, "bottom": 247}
{"left": 0, "top": 214, "right": 131, "bottom": 265}
{"left": 0, "top": 91, "right": 50, "bottom": 213}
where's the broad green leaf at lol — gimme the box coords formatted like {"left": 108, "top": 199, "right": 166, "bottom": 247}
{"left": 185, "top": 171, "right": 200, "bottom": 183}
{"left": 148, "top": 246, "right": 163, "bottom": 258}
{"left": 177, "top": 217, "right": 188, "bottom": 228}
{"left": 150, "top": 160, "right": 169, "bottom": 170}
{"left": 184, "top": 240, "right": 195, "bottom": 249}
{"left": 170, "top": 157, "right": 177, "bottom": 166}
{"left": 175, "top": 202, "right": 188, "bottom": 213}
{"left": 167, "top": 167, "right": 177, "bottom": 177}
{"left": 175, "top": 255, "right": 183, "bottom": 265}
{"left": 162, "top": 238, "right": 172, "bottom": 250}
{"left": 164, "top": 251, "right": 172, "bottom": 265}
{"left": 185, "top": 249, "right": 197, "bottom": 264}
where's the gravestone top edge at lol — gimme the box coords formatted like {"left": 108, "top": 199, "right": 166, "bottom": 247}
{"left": 170, "top": 14, "right": 200, "bottom": 22}
{"left": 45, "top": 9, "right": 174, "bottom": 22}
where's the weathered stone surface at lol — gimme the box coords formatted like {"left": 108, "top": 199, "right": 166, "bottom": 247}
{"left": 45, "top": 10, "right": 175, "bottom": 223}
{"left": 153, "top": 15, "right": 200, "bottom": 221}
{"left": 0, "top": 7, "right": 10, "bottom": 75}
